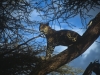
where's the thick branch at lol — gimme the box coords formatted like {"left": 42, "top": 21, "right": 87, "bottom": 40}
{"left": 83, "top": 62, "right": 93, "bottom": 75}
{"left": 30, "top": 12, "right": 100, "bottom": 75}
{"left": 83, "top": 60, "right": 100, "bottom": 75}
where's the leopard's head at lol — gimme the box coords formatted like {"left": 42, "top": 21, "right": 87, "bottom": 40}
{"left": 39, "top": 23, "right": 51, "bottom": 35}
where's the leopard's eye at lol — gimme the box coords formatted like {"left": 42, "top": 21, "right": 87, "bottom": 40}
{"left": 40, "top": 29, "right": 43, "bottom": 32}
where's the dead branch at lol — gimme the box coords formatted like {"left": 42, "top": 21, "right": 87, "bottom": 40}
{"left": 0, "top": 34, "right": 41, "bottom": 57}
{"left": 83, "top": 60, "right": 100, "bottom": 75}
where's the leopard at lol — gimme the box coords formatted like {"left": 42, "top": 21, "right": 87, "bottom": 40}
{"left": 39, "top": 23, "right": 82, "bottom": 58}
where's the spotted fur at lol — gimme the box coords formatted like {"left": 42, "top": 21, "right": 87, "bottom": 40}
{"left": 39, "top": 23, "right": 81, "bottom": 58}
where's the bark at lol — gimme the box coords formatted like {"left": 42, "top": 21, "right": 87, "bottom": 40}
{"left": 83, "top": 61, "right": 100, "bottom": 75}
{"left": 30, "top": 12, "right": 100, "bottom": 75}
{"left": 83, "top": 62, "right": 93, "bottom": 75}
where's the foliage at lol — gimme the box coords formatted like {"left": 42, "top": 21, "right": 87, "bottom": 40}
{"left": 34, "top": 0, "right": 100, "bottom": 26}
{"left": 50, "top": 65, "right": 83, "bottom": 75}
{"left": 0, "top": 0, "right": 44, "bottom": 75}
{"left": 0, "top": 0, "right": 100, "bottom": 75}
{"left": 0, "top": 48, "right": 41, "bottom": 75}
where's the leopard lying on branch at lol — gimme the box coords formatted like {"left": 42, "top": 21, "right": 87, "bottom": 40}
{"left": 39, "top": 23, "right": 82, "bottom": 58}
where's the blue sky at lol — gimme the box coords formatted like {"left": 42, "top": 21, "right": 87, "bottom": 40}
{"left": 29, "top": 7, "right": 100, "bottom": 73}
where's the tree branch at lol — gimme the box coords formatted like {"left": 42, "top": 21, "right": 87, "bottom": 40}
{"left": 83, "top": 62, "right": 93, "bottom": 75}
{"left": 83, "top": 60, "right": 100, "bottom": 75}
{"left": 30, "top": 12, "right": 100, "bottom": 75}
{"left": 0, "top": 34, "right": 41, "bottom": 57}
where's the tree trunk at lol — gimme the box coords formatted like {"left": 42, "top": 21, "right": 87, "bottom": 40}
{"left": 83, "top": 61, "right": 100, "bottom": 75}
{"left": 30, "top": 12, "right": 100, "bottom": 75}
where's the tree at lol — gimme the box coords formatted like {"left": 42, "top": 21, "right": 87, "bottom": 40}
{"left": 50, "top": 64, "right": 83, "bottom": 75}
{"left": 0, "top": 0, "right": 44, "bottom": 75}
{"left": 0, "top": 0, "right": 100, "bottom": 75}
{"left": 30, "top": 12, "right": 100, "bottom": 75}
{"left": 83, "top": 60, "right": 100, "bottom": 75}
{"left": 29, "top": 0, "right": 100, "bottom": 75}
{"left": 34, "top": 0, "right": 100, "bottom": 26}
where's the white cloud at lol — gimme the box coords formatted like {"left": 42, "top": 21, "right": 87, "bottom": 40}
{"left": 82, "top": 40, "right": 99, "bottom": 59}
{"left": 73, "top": 28, "right": 85, "bottom": 36}
{"left": 50, "top": 24, "right": 63, "bottom": 30}
{"left": 54, "top": 45, "right": 67, "bottom": 54}
{"left": 29, "top": 10, "right": 42, "bottom": 21}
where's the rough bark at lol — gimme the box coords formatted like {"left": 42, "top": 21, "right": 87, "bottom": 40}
{"left": 30, "top": 12, "right": 100, "bottom": 75}
{"left": 83, "top": 61, "right": 100, "bottom": 75}
{"left": 83, "top": 62, "right": 93, "bottom": 75}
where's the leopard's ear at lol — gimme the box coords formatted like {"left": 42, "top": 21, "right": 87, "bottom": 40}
{"left": 40, "top": 23, "right": 43, "bottom": 25}
{"left": 40, "top": 22, "right": 49, "bottom": 26}
{"left": 45, "top": 22, "right": 49, "bottom": 25}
